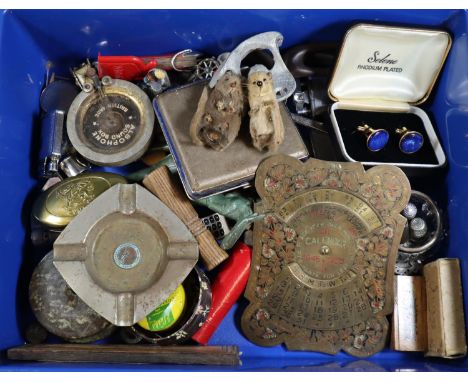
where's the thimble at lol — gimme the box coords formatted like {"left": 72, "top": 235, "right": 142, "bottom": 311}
{"left": 410, "top": 217, "right": 428, "bottom": 240}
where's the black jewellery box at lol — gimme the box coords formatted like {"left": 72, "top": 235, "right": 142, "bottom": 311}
{"left": 328, "top": 24, "right": 451, "bottom": 173}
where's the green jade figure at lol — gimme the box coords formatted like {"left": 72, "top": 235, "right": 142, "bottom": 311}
{"left": 195, "top": 193, "right": 263, "bottom": 250}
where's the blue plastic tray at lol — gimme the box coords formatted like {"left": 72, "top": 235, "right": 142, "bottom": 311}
{"left": 0, "top": 9, "right": 467, "bottom": 371}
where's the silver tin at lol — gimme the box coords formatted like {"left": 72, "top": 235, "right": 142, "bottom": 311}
{"left": 154, "top": 81, "right": 308, "bottom": 200}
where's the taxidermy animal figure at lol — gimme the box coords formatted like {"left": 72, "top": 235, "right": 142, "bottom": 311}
{"left": 247, "top": 65, "right": 284, "bottom": 151}
{"left": 190, "top": 71, "right": 244, "bottom": 151}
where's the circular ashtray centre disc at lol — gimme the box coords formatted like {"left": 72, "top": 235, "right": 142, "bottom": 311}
{"left": 79, "top": 93, "right": 142, "bottom": 154}
{"left": 292, "top": 204, "right": 365, "bottom": 280}
{"left": 113, "top": 243, "right": 141, "bottom": 269}
{"left": 87, "top": 213, "right": 166, "bottom": 293}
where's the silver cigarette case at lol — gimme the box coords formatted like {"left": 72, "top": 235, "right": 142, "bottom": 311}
{"left": 153, "top": 81, "right": 308, "bottom": 200}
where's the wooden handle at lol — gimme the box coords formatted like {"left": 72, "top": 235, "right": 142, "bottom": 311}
{"left": 143, "top": 166, "right": 228, "bottom": 270}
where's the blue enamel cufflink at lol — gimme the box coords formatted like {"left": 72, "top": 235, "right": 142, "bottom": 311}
{"left": 395, "top": 127, "right": 424, "bottom": 154}
{"left": 357, "top": 124, "right": 389, "bottom": 152}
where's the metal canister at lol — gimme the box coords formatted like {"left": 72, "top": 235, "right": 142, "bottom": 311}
{"left": 29, "top": 252, "right": 115, "bottom": 343}
{"left": 396, "top": 190, "right": 444, "bottom": 276}
{"left": 67, "top": 77, "right": 154, "bottom": 166}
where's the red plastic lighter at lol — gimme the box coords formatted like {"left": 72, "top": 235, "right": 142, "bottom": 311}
{"left": 97, "top": 50, "right": 200, "bottom": 81}
{"left": 192, "top": 242, "right": 252, "bottom": 345}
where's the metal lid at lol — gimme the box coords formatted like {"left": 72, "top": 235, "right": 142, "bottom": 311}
{"left": 53, "top": 183, "right": 199, "bottom": 326}
{"left": 32, "top": 172, "right": 127, "bottom": 228}
{"left": 67, "top": 78, "right": 154, "bottom": 166}
{"left": 29, "top": 252, "right": 115, "bottom": 343}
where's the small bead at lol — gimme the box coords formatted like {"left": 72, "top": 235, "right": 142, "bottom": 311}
{"left": 403, "top": 202, "right": 418, "bottom": 219}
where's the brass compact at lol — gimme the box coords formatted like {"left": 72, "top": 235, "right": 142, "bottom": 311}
{"left": 32, "top": 172, "right": 127, "bottom": 228}
{"left": 241, "top": 155, "right": 411, "bottom": 356}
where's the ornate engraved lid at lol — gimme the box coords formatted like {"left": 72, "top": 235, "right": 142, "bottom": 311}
{"left": 32, "top": 172, "right": 127, "bottom": 228}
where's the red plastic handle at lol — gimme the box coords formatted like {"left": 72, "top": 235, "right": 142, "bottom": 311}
{"left": 98, "top": 53, "right": 174, "bottom": 81}
{"left": 192, "top": 242, "right": 252, "bottom": 345}
{"left": 97, "top": 51, "right": 200, "bottom": 81}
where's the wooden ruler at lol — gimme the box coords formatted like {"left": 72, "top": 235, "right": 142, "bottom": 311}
{"left": 7, "top": 344, "right": 240, "bottom": 366}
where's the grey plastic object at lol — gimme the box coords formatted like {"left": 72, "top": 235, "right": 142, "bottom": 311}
{"left": 53, "top": 183, "right": 199, "bottom": 326}
{"left": 209, "top": 31, "right": 296, "bottom": 101}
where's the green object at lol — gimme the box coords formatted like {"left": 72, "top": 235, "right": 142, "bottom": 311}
{"left": 195, "top": 192, "right": 253, "bottom": 222}
{"left": 137, "top": 285, "right": 186, "bottom": 332}
{"left": 220, "top": 213, "right": 263, "bottom": 250}
{"left": 196, "top": 192, "right": 257, "bottom": 250}
{"left": 127, "top": 157, "right": 258, "bottom": 250}
{"left": 126, "top": 154, "right": 177, "bottom": 183}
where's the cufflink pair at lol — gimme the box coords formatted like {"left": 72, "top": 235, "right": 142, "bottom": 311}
{"left": 357, "top": 124, "right": 424, "bottom": 154}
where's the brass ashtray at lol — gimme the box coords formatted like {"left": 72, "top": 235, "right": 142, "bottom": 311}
{"left": 53, "top": 183, "right": 199, "bottom": 326}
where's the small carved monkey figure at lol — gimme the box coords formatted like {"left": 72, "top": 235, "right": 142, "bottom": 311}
{"left": 190, "top": 71, "right": 245, "bottom": 151}
{"left": 247, "top": 65, "right": 284, "bottom": 151}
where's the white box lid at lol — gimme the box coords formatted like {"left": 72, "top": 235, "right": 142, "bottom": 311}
{"left": 329, "top": 24, "right": 451, "bottom": 106}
